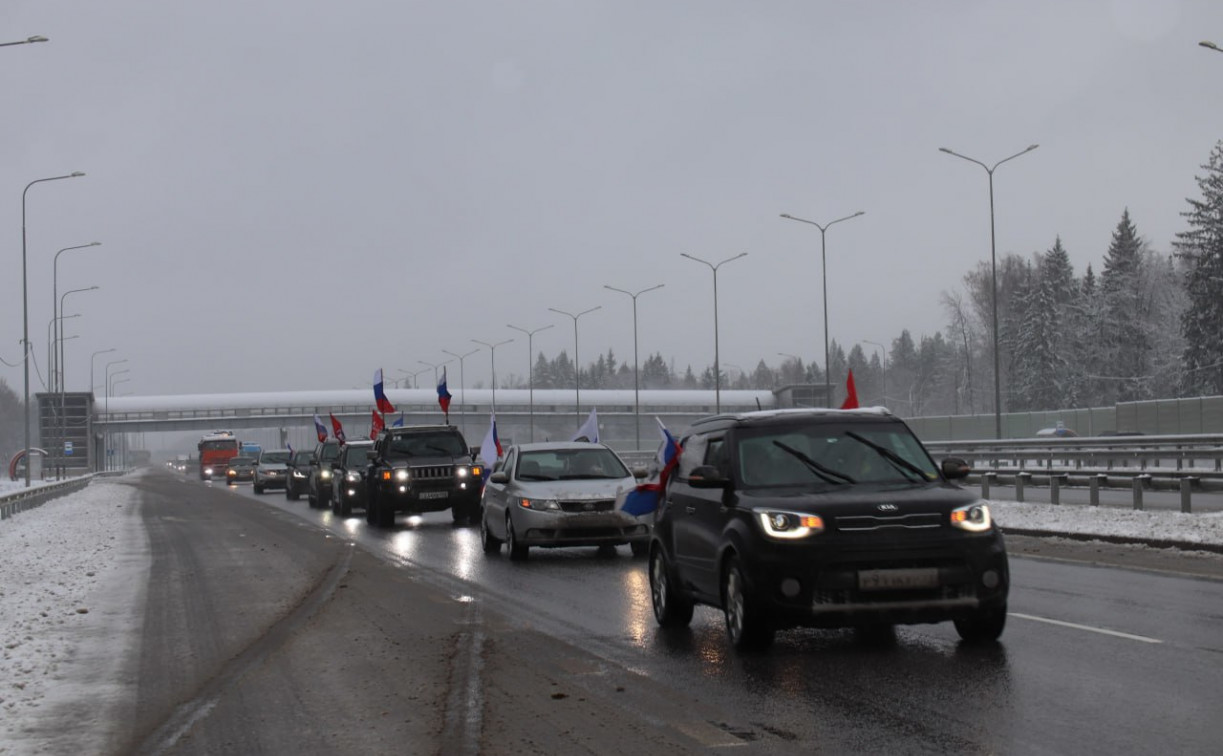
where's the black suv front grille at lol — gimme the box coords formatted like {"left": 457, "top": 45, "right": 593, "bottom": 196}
{"left": 834, "top": 512, "right": 943, "bottom": 532}
{"left": 410, "top": 464, "right": 454, "bottom": 480}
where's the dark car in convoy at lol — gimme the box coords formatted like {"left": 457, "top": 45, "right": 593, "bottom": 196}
{"left": 648, "top": 408, "right": 1008, "bottom": 651}
{"left": 253, "top": 448, "right": 292, "bottom": 494}
{"left": 284, "top": 450, "right": 314, "bottom": 501}
{"left": 330, "top": 440, "right": 373, "bottom": 517}
{"left": 366, "top": 425, "right": 483, "bottom": 528}
{"left": 307, "top": 440, "right": 344, "bottom": 509}
{"left": 225, "top": 456, "right": 257, "bottom": 485}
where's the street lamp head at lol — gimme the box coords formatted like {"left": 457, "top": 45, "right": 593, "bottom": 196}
{"left": 938, "top": 147, "right": 954, "bottom": 154}
{"left": 1026, "top": 144, "right": 1039, "bottom": 152}
{"left": 779, "top": 213, "right": 793, "bottom": 219}
{"left": 1200, "top": 40, "right": 1220, "bottom": 50}
{"left": 28, "top": 36, "right": 49, "bottom": 43}
{"left": 89, "top": 241, "right": 101, "bottom": 246}
{"left": 70, "top": 172, "right": 85, "bottom": 177}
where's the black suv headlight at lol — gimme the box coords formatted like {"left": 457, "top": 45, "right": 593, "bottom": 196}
{"left": 950, "top": 502, "right": 992, "bottom": 532}
{"left": 754, "top": 509, "right": 825, "bottom": 540}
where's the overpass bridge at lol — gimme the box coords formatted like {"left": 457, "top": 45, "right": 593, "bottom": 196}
{"left": 38, "top": 385, "right": 825, "bottom": 473}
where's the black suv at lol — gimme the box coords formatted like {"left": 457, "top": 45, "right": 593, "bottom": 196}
{"left": 366, "top": 425, "right": 483, "bottom": 528}
{"left": 648, "top": 409, "right": 1008, "bottom": 650}
{"left": 330, "top": 440, "right": 373, "bottom": 517}
{"left": 307, "top": 440, "right": 344, "bottom": 509}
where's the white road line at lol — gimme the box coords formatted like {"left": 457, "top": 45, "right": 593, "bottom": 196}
{"left": 1010, "top": 612, "right": 1162, "bottom": 644}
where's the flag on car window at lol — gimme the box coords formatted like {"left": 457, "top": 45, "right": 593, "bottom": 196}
{"left": 479, "top": 413, "right": 502, "bottom": 478}
{"left": 391, "top": 412, "right": 405, "bottom": 428}
{"left": 840, "top": 369, "right": 859, "bottom": 410}
{"left": 437, "top": 367, "right": 453, "bottom": 418}
{"left": 571, "top": 407, "right": 599, "bottom": 443}
{"left": 330, "top": 413, "right": 347, "bottom": 444}
{"left": 370, "top": 410, "right": 385, "bottom": 440}
{"left": 373, "top": 368, "right": 396, "bottom": 414}
{"left": 313, "top": 414, "right": 328, "bottom": 443}
{"left": 618, "top": 417, "right": 683, "bottom": 517}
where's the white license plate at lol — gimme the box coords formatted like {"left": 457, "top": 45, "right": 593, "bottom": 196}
{"left": 858, "top": 568, "right": 939, "bottom": 591}
{"left": 418, "top": 491, "right": 449, "bottom": 500}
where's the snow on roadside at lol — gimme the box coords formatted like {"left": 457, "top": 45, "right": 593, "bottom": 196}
{"left": 989, "top": 500, "right": 1223, "bottom": 546}
{"left": 0, "top": 473, "right": 148, "bottom": 756}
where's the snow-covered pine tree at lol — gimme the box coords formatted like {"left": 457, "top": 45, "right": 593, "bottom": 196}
{"left": 1173, "top": 141, "right": 1223, "bottom": 395}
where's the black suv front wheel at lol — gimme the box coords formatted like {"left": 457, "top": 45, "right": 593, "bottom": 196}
{"left": 954, "top": 604, "right": 1007, "bottom": 643}
{"left": 723, "top": 556, "right": 774, "bottom": 651}
{"left": 649, "top": 547, "right": 693, "bottom": 628}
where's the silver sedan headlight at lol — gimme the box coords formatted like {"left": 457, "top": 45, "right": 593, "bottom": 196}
{"left": 519, "top": 497, "right": 560, "bottom": 511}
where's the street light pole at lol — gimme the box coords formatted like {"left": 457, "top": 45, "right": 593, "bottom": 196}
{"left": 472, "top": 338, "right": 513, "bottom": 415}
{"left": 104, "top": 362, "right": 128, "bottom": 471}
{"left": 506, "top": 324, "right": 554, "bottom": 442}
{"left": 0, "top": 35, "right": 49, "bottom": 48}
{"left": 52, "top": 242, "right": 100, "bottom": 391}
{"left": 939, "top": 144, "right": 1039, "bottom": 439}
{"left": 603, "top": 284, "right": 664, "bottom": 449}
{"left": 109, "top": 376, "right": 130, "bottom": 470}
{"left": 21, "top": 172, "right": 85, "bottom": 486}
{"left": 89, "top": 348, "right": 116, "bottom": 472}
{"left": 442, "top": 348, "right": 480, "bottom": 436}
{"left": 780, "top": 211, "right": 865, "bottom": 407}
{"left": 863, "top": 340, "right": 887, "bottom": 407}
{"left": 547, "top": 306, "right": 600, "bottom": 427}
{"left": 57, "top": 287, "right": 98, "bottom": 475}
{"left": 679, "top": 253, "right": 747, "bottom": 413}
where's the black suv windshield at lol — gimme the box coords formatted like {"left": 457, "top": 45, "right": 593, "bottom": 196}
{"left": 342, "top": 446, "right": 371, "bottom": 466}
{"left": 736, "top": 421, "right": 939, "bottom": 488}
{"left": 387, "top": 432, "right": 467, "bottom": 458}
{"left": 319, "top": 444, "right": 342, "bottom": 462}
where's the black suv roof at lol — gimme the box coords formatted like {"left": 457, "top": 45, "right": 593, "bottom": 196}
{"left": 688, "top": 407, "right": 896, "bottom": 433}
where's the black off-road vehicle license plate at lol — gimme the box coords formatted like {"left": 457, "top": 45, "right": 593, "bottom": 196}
{"left": 858, "top": 568, "right": 939, "bottom": 591}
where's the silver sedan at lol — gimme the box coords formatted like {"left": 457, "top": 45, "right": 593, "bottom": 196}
{"left": 479, "top": 442, "right": 649, "bottom": 561}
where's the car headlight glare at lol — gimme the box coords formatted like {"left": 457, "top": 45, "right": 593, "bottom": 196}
{"left": 950, "top": 503, "right": 992, "bottom": 532}
{"left": 394, "top": 469, "right": 410, "bottom": 482}
{"left": 320, "top": 469, "right": 332, "bottom": 480}
{"left": 292, "top": 470, "right": 306, "bottom": 478}
{"left": 346, "top": 472, "right": 360, "bottom": 482}
{"left": 455, "top": 466, "right": 469, "bottom": 478}
{"left": 755, "top": 509, "right": 824, "bottom": 540}
{"left": 520, "top": 497, "right": 560, "bottom": 511}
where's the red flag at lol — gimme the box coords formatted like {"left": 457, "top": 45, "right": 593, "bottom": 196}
{"left": 330, "top": 413, "right": 347, "bottom": 444}
{"left": 370, "top": 410, "right": 385, "bottom": 440}
{"left": 839, "top": 370, "right": 860, "bottom": 410}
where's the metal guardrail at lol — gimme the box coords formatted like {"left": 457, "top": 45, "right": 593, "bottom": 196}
{"left": 0, "top": 476, "right": 93, "bottom": 521}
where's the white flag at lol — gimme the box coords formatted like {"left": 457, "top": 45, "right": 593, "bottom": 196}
{"left": 571, "top": 407, "right": 599, "bottom": 443}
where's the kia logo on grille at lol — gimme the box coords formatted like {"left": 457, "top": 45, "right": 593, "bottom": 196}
{"left": 877, "top": 503, "right": 899, "bottom": 512}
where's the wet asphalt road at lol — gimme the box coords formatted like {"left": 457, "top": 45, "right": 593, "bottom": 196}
{"left": 182, "top": 473, "right": 1223, "bottom": 754}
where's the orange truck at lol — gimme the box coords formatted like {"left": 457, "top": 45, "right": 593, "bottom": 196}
{"left": 198, "top": 430, "right": 241, "bottom": 480}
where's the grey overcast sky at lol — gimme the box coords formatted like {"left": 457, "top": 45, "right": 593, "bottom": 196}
{"left": 3, "top": 0, "right": 1222, "bottom": 397}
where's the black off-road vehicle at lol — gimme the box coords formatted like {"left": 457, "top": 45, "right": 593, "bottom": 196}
{"left": 365, "top": 425, "right": 485, "bottom": 528}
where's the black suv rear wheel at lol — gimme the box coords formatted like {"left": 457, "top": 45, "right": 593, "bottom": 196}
{"left": 649, "top": 547, "right": 693, "bottom": 628}
{"left": 723, "top": 556, "right": 774, "bottom": 651}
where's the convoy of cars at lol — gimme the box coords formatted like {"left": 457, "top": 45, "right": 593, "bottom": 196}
{"left": 196, "top": 408, "right": 1007, "bottom": 651}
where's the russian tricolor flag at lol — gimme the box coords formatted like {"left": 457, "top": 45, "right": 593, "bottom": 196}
{"left": 479, "top": 413, "right": 502, "bottom": 479}
{"left": 618, "top": 418, "right": 683, "bottom": 517}
{"left": 437, "top": 367, "right": 453, "bottom": 417}
{"left": 373, "top": 368, "right": 396, "bottom": 414}
{"left": 313, "top": 414, "right": 328, "bottom": 443}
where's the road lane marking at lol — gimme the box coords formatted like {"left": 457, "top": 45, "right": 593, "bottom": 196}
{"left": 1010, "top": 612, "right": 1162, "bottom": 644}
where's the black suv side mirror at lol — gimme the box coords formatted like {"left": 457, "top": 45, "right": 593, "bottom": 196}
{"left": 687, "top": 465, "right": 730, "bottom": 489}
{"left": 941, "top": 458, "right": 971, "bottom": 480}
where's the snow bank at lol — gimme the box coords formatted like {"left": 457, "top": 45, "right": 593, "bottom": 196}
{"left": 0, "top": 473, "right": 147, "bottom": 755}
{"left": 989, "top": 500, "right": 1223, "bottom": 546}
